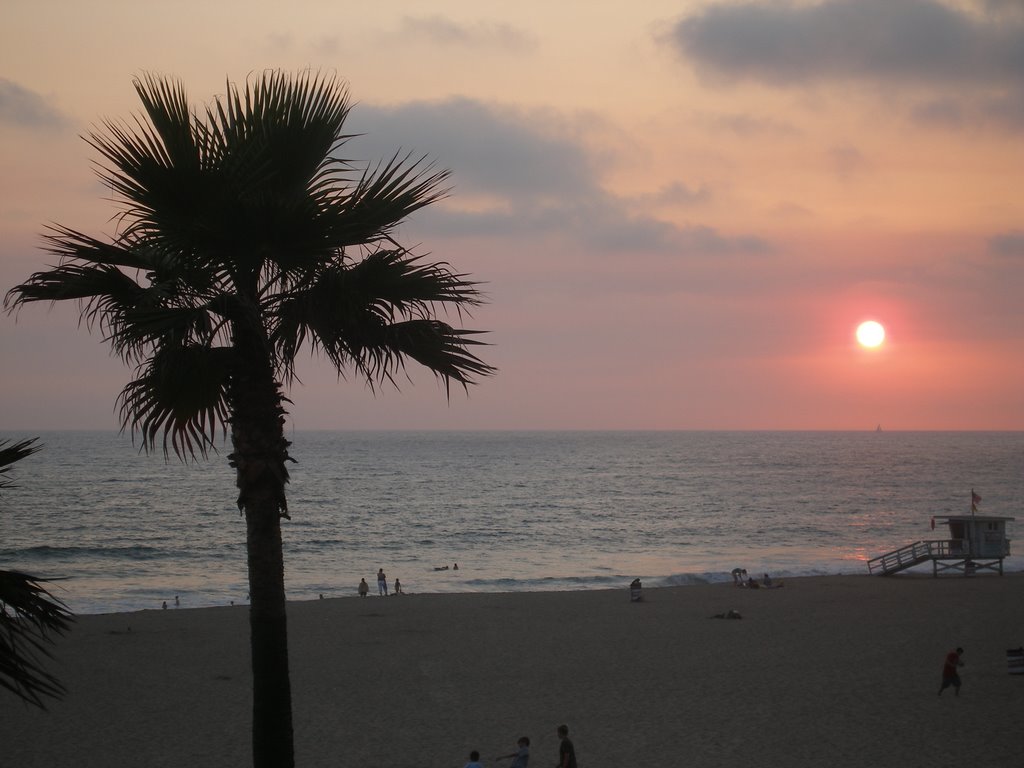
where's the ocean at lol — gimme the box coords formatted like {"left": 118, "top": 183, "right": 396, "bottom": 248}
{"left": 1, "top": 430, "right": 1021, "bottom": 615}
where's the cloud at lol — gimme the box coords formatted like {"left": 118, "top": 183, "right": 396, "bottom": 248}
{"left": 980, "top": 92, "right": 1024, "bottom": 129}
{"left": 827, "top": 143, "right": 868, "bottom": 181}
{"left": 669, "top": 0, "right": 1024, "bottom": 87}
{"left": 639, "top": 181, "right": 713, "bottom": 207}
{"left": 984, "top": 0, "right": 1024, "bottom": 20}
{"left": 0, "top": 78, "right": 69, "bottom": 130}
{"left": 399, "top": 15, "right": 536, "bottom": 50}
{"left": 666, "top": 1, "right": 1024, "bottom": 131}
{"left": 908, "top": 98, "right": 967, "bottom": 129}
{"left": 419, "top": 201, "right": 769, "bottom": 258}
{"left": 910, "top": 89, "right": 1024, "bottom": 130}
{"left": 346, "top": 98, "right": 593, "bottom": 202}
{"left": 988, "top": 230, "right": 1024, "bottom": 257}
{"left": 344, "top": 97, "right": 769, "bottom": 256}
{"left": 707, "top": 111, "right": 799, "bottom": 137}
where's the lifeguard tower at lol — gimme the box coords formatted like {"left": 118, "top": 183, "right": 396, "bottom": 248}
{"left": 867, "top": 502, "right": 1014, "bottom": 577}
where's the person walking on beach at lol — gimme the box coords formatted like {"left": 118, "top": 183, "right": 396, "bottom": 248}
{"left": 377, "top": 568, "right": 388, "bottom": 596}
{"left": 358, "top": 578, "right": 369, "bottom": 598}
{"left": 463, "top": 749, "right": 483, "bottom": 768}
{"left": 394, "top": 577, "right": 403, "bottom": 595}
{"left": 938, "top": 647, "right": 964, "bottom": 696}
{"left": 496, "top": 736, "right": 529, "bottom": 767}
{"left": 555, "top": 725, "right": 576, "bottom": 768}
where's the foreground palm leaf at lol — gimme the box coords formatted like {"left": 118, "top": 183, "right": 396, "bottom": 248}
{"left": 0, "top": 569, "right": 73, "bottom": 709}
{"left": 0, "top": 438, "right": 74, "bottom": 709}
{"left": 6, "top": 71, "right": 493, "bottom": 768}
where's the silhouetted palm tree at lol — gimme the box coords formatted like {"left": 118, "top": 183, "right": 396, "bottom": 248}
{"left": 6, "top": 71, "right": 492, "bottom": 767}
{"left": 0, "top": 438, "right": 73, "bottom": 709}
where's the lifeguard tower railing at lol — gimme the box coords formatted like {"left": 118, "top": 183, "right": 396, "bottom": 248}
{"left": 867, "top": 538, "right": 1011, "bottom": 576}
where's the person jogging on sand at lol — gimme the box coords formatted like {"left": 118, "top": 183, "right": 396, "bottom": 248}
{"left": 938, "top": 647, "right": 964, "bottom": 696}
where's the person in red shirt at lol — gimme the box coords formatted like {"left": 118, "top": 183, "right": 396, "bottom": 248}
{"left": 938, "top": 647, "right": 964, "bottom": 696}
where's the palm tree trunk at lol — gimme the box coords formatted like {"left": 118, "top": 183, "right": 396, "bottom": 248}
{"left": 244, "top": 490, "right": 293, "bottom": 768}
{"left": 229, "top": 321, "right": 295, "bottom": 768}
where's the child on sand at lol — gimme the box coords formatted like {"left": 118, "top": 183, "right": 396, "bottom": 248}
{"left": 496, "top": 736, "right": 529, "bottom": 767}
{"left": 463, "top": 749, "right": 483, "bottom": 768}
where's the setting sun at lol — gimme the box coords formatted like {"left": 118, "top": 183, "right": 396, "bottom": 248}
{"left": 856, "top": 320, "right": 886, "bottom": 348}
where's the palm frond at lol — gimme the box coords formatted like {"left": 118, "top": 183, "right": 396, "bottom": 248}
{"left": 0, "top": 440, "right": 73, "bottom": 710}
{"left": 118, "top": 345, "right": 233, "bottom": 459}
{"left": 132, "top": 73, "right": 196, "bottom": 167}
{"left": 5, "top": 231, "right": 145, "bottom": 305}
{"left": 349, "top": 248, "right": 484, "bottom": 312}
{"left": 382, "top": 320, "right": 494, "bottom": 386}
{"left": 0, "top": 570, "right": 73, "bottom": 710}
{"left": 213, "top": 70, "right": 351, "bottom": 195}
{"left": 0, "top": 439, "right": 42, "bottom": 492}
{"left": 271, "top": 247, "right": 491, "bottom": 387}
{"left": 86, "top": 75, "right": 202, "bottom": 241}
{"left": 323, "top": 153, "right": 450, "bottom": 249}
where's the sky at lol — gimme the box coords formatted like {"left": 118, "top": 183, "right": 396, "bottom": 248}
{"left": 2, "top": 0, "right": 1022, "bottom": 432}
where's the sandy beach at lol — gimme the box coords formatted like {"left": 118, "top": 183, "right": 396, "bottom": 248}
{"left": 3, "top": 574, "right": 1022, "bottom": 768}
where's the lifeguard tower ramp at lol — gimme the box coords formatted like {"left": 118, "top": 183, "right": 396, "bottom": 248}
{"left": 867, "top": 514, "right": 1014, "bottom": 577}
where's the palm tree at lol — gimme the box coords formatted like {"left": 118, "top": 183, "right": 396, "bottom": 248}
{"left": 0, "top": 438, "right": 73, "bottom": 710}
{"left": 6, "top": 71, "right": 493, "bottom": 767}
